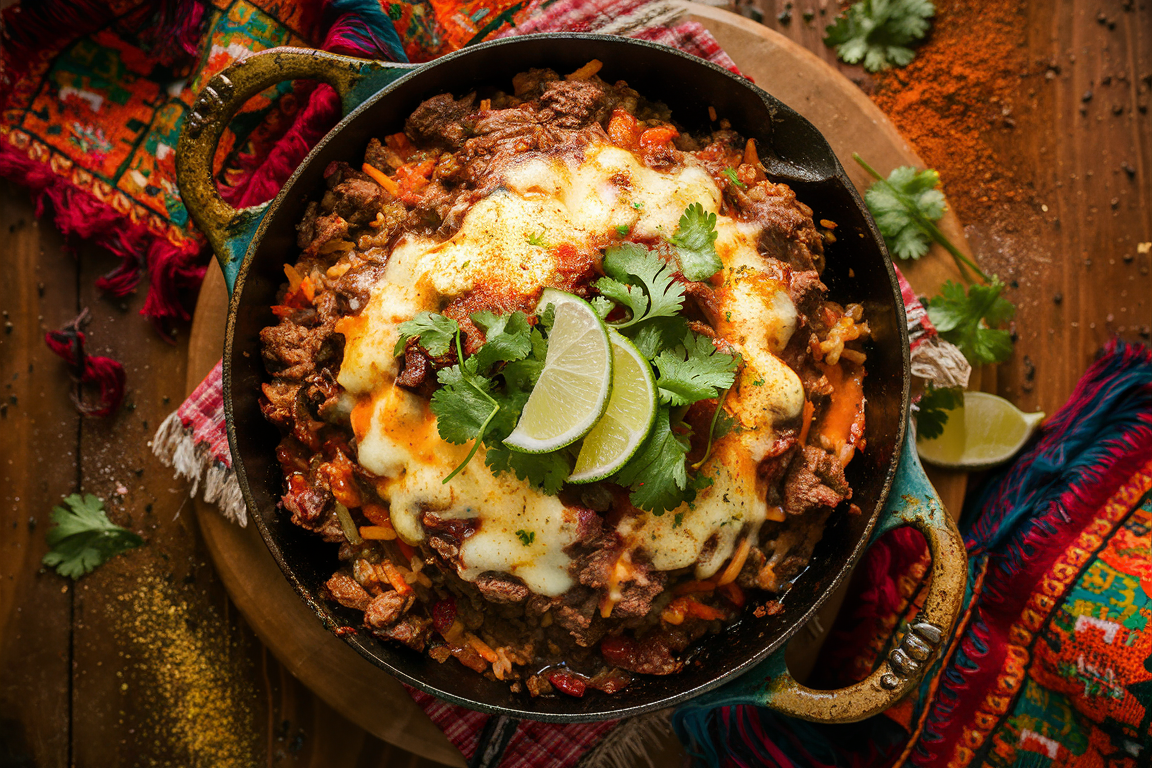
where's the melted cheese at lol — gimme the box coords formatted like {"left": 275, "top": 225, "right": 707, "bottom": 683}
{"left": 338, "top": 138, "right": 806, "bottom": 595}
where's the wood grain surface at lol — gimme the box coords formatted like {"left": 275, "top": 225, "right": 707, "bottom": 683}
{"left": 1, "top": 2, "right": 1148, "bottom": 767}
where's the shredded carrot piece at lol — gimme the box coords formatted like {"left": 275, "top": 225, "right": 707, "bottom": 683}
{"left": 362, "top": 162, "right": 400, "bottom": 196}
{"left": 361, "top": 503, "right": 391, "bottom": 526}
{"left": 717, "top": 537, "right": 751, "bottom": 586}
{"left": 467, "top": 633, "right": 499, "bottom": 663}
{"left": 395, "top": 539, "right": 416, "bottom": 562}
{"left": 799, "top": 399, "right": 815, "bottom": 446}
{"left": 379, "top": 560, "right": 413, "bottom": 595}
{"left": 566, "top": 59, "right": 603, "bottom": 80}
{"left": 479, "top": 98, "right": 491, "bottom": 111}
{"left": 359, "top": 525, "right": 397, "bottom": 541}
{"left": 719, "top": 582, "right": 745, "bottom": 607}
{"left": 283, "top": 264, "right": 304, "bottom": 292}
{"left": 744, "top": 138, "right": 760, "bottom": 167}
{"left": 708, "top": 106, "right": 717, "bottom": 121}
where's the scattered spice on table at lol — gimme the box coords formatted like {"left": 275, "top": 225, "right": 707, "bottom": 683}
{"left": 868, "top": 0, "right": 1032, "bottom": 221}
{"left": 108, "top": 563, "right": 260, "bottom": 767}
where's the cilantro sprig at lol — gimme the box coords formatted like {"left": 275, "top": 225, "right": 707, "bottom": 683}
{"left": 855, "top": 154, "right": 988, "bottom": 282}
{"left": 927, "top": 277, "right": 1015, "bottom": 366}
{"left": 42, "top": 493, "right": 143, "bottom": 579}
{"left": 399, "top": 203, "right": 734, "bottom": 514}
{"left": 824, "top": 0, "right": 935, "bottom": 72}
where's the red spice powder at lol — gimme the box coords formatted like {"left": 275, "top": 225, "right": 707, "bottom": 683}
{"left": 868, "top": 0, "right": 1033, "bottom": 222}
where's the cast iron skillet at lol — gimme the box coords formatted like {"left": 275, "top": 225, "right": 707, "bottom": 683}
{"left": 176, "top": 34, "right": 966, "bottom": 726}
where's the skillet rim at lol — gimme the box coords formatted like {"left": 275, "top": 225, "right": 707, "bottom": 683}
{"left": 221, "top": 32, "right": 912, "bottom": 722}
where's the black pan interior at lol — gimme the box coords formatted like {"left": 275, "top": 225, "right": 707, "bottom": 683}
{"left": 224, "top": 34, "right": 909, "bottom": 722}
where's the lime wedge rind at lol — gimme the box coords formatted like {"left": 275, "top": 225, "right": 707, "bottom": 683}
{"left": 916, "top": 391, "right": 1045, "bottom": 470}
{"left": 569, "top": 330, "right": 657, "bottom": 484}
{"left": 503, "top": 290, "right": 613, "bottom": 454}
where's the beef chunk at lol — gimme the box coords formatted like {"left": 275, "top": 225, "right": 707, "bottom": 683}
{"left": 260, "top": 316, "right": 338, "bottom": 381}
{"left": 377, "top": 614, "right": 432, "bottom": 652}
{"left": 512, "top": 68, "right": 560, "bottom": 98}
{"left": 405, "top": 92, "right": 477, "bottom": 149}
{"left": 781, "top": 446, "right": 848, "bottom": 516}
{"left": 282, "top": 481, "right": 332, "bottom": 527}
{"left": 260, "top": 381, "right": 301, "bottom": 430}
{"left": 364, "top": 590, "right": 414, "bottom": 628}
{"left": 323, "top": 176, "right": 385, "bottom": 225}
{"left": 613, "top": 564, "right": 666, "bottom": 619}
{"left": 788, "top": 270, "right": 826, "bottom": 324}
{"left": 526, "top": 673, "right": 554, "bottom": 697}
{"left": 474, "top": 572, "right": 530, "bottom": 604}
{"left": 326, "top": 572, "right": 372, "bottom": 611}
{"left": 600, "top": 633, "right": 683, "bottom": 676}
{"left": 554, "top": 587, "right": 606, "bottom": 647}
{"left": 303, "top": 213, "right": 350, "bottom": 257}
{"left": 540, "top": 79, "right": 610, "bottom": 128}
{"left": 297, "top": 201, "right": 320, "bottom": 248}
{"left": 732, "top": 182, "right": 825, "bottom": 273}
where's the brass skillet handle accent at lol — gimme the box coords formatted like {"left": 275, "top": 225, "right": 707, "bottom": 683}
{"left": 175, "top": 47, "right": 417, "bottom": 293}
{"left": 675, "top": 425, "right": 968, "bottom": 724}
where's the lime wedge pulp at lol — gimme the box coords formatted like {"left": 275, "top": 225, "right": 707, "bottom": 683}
{"left": 916, "top": 391, "right": 1044, "bottom": 469}
{"left": 503, "top": 289, "right": 613, "bottom": 453}
{"left": 569, "top": 330, "right": 657, "bottom": 483}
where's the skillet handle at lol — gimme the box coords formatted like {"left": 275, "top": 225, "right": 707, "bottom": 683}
{"left": 175, "top": 47, "right": 417, "bottom": 294}
{"left": 676, "top": 425, "right": 968, "bottom": 723}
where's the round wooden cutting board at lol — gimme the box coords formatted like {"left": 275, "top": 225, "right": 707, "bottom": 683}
{"left": 185, "top": 8, "right": 971, "bottom": 765}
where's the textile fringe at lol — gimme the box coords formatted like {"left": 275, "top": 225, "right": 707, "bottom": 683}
{"left": 0, "top": 139, "right": 206, "bottom": 332}
{"left": 593, "top": 1, "right": 686, "bottom": 35}
{"left": 152, "top": 411, "right": 247, "bottom": 525}
{"left": 583, "top": 711, "right": 673, "bottom": 768}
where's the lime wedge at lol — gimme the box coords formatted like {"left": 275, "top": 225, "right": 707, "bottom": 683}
{"left": 569, "top": 330, "right": 657, "bottom": 483}
{"left": 916, "top": 391, "right": 1044, "bottom": 469}
{"left": 504, "top": 289, "right": 613, "bottom": 453}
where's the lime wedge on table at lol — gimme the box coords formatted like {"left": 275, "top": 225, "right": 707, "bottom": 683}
{"left": 916, "top": 391, "right": 1045, "bottom": 469}
{"left": 569, "top": 331, "right": 657, "bottom": 483}
{"left": 504, "top": 289, "right": 613, "bottom": 453}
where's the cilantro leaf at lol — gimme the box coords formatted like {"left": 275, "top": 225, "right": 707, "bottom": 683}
{"left": 654, "top": 333, "right": 738, "bottom": 406}
{"left": 430, "top": 366, "right": 498, "bottom": 444}
{"left": 669, "top": 202, "right": 722, "bottom": 281}
{"left": 470, "top": 311, "right": 533, "bottom": 372}
{"left": 590, "top": 296, "right": 613, "bottom": 320}
{"left": 515, "top": 530, "right": 535, "bottom": 545}
{"left": 863, "top": 165, "right": 945, "bottom": 260}
{"left": 627, "top": 315, "right": 689, "bottom": 359}
{"left": 485, "top": 443, "right": 572, "bottom": 495}
{"left": 599, "top": 243, "right": 685, "bottom": 328}
{"left": 394, "top": 312, "right": 460, "bottom": 357}
{"left": 927, "top": 277, "right": 1015, "bottom": 366}
{"left": 855, "top": 154, "right": 989, "bottom": 282}
{"left": 42, "top": 493, "right": 143, "bottom": 579}
{"left": 824, "top": 0, "right": 935, "bottom": 72}
{"left": 914, "top": 385, "right": 963, "bottom": 440}
{"left": 721, "top": 168, "right": 747, "bottom": 189}
{"left": 613, "top": 408, "right": 695, "bottom": 514}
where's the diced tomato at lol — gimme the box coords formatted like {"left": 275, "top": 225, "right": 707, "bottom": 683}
{"left": 432, "top": 598, "right": 457, "bottom": 635}
{"left": 638, "top": 125, "right": 679, "bottom": 149}
{"left": 607, "top": 108, "right": 640, "bottom": 149}
{"left": 599, "top": 635, "right": 637, "bottom": 667}
{"left": 548, "top": 670, "right": 587, "bottom": 697}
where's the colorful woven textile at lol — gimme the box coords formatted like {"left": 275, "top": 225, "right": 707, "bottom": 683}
{"left": 0, "top": 0, "right": 734, "bottom": 332}
{"left": 677, "top": 339, "right": 1152, "bottom": 768}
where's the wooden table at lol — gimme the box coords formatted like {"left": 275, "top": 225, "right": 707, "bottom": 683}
{"left": 1, "top": 1, "right": 1148, "bottom": 766}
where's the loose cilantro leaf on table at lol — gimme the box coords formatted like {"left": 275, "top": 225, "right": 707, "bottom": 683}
{"left": 669, "top": 202, "right": 722, "bottom": 281}
{"left": 654, "top": 333, "right": 738, "bottom": 406}
{"left": 863, "top": 165, "right": 945, "bottom": 260}
{"left": 854, "top": 154, "right": 988, "bottom": 282}
{"left": 914, "top": 384, "right": 964, "bottom": 440}
{"left": 42, "top": 493, "right": 143, "bottom": 579}
{"left": 824, "top": 0, "right": 935, "bottom": 73}
{"left": 394, "top": 312, "right": 460, "bottom": 356}
{"left": 927, "top": 277, "right": 1015, "bottom": 366}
